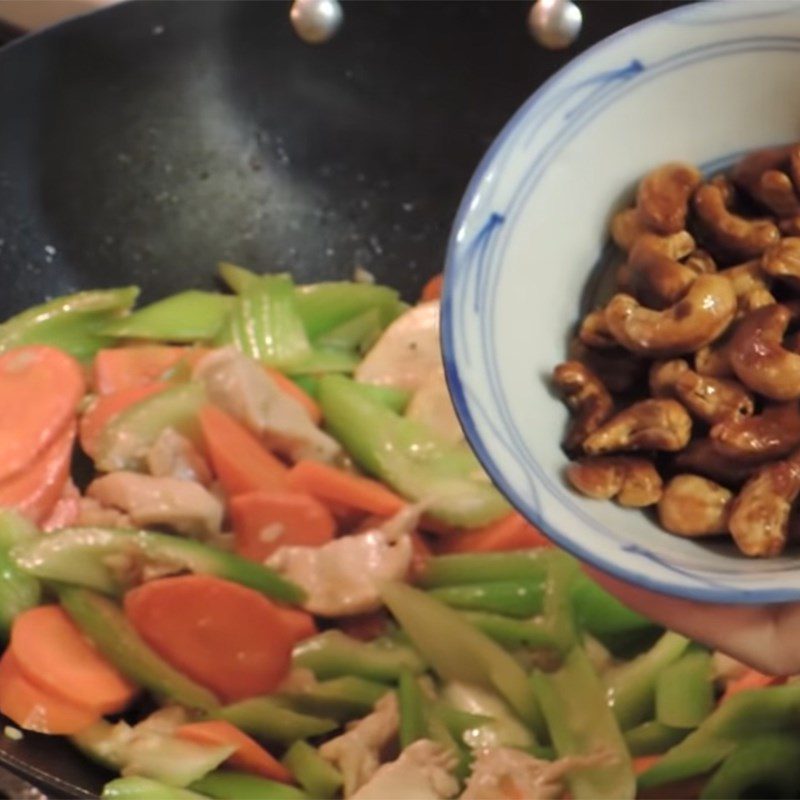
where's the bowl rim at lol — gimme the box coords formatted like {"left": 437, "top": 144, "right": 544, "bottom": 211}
{"left": 441, "top": 0, "right": 800, "bottom": 604}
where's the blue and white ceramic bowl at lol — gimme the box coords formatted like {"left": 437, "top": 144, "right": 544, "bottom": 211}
{"left": 442, "top": 1, "right": 800, "bottom": 604}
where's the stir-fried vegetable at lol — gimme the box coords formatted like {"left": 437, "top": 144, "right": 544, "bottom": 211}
{"left": 0, "top": 268, "right": 792, "bottom": 800}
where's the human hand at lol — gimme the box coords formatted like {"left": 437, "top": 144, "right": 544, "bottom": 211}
{"left": 586, "top": 566, "right": 800, "bottom": 676}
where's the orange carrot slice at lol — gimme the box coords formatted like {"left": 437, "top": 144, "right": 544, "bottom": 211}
{"left": 92, "top": 346, "right": 209, "bottom": 395}
{"left": 10, "top": 604, "right": 137, "bottom": 715}
{"left": 0, "top": 650, "right": 99, "bottom": 735}
{"left": 0, "top": 422, "right": 76, "bottom": 525}
{"left": 199, "top": 405, "right": 288, "bottom": 496}
{"left": 722, "top": 667, "right": 785, "bottom": 702}
{"left": 286, "top": 461, "right": 404, "bottom": 517}
{"left": 274, "top": 605, "right": 318, "bottom": 644}
{"left": 79, "top": 382, "right": 168, "bottom": 458}
{"left": 420, "top": 274, "right": 444, "bottom": 302}
{"left": 263, "top": 367, "right": 322, "bottom": 425}
{"left": 434, "top": 511, "right": 552, "bottom": 554}
{"left": 0, "top": 346, "right": 84, "bottom": 484}
{"left": 634, "top": 755, "right": 661, "bottom": 776}
{"left": 177, "top": 720, "right": 292, "bottom": 782}
{"left": 124, "top": 575, "right": 295, "bottom": 703}
{"left": 230, "top": 490, "right": 336, "bottom": 562}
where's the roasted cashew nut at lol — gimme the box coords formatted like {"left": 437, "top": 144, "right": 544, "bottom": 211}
{"left": 761, "top": 237, "right": 800, "bottom": 288}
{"left": 719, "top": 260, "right": 775, "bottom": 318}
{"left": 694, "top": 336, "right": 735, "bottom": 378}
{"left": 658, "top": 475, "right": 733, "bottom": 537}
{"left": 694, "top": 183, "right": 781, "bottom": 260}
{"left": 790, "top": 144, "right": 800, "bottom": 192}
{"left": 649, "top": 359, "right": 690, "bottom": 397}
{"left": 673, "top": 439, "right": 760, "bottom": 487}
{"left": 684, "top": 249, "right": 717, "bottom": 276}
{"left": 728, "top": 452, "right": 800, "bottom": 556}
{"left": 729, "top": 304, "right": 800, "bottom": 401}
{"left": 732, "top": 145, "right": 800, "bottom": 217}
{"left": 568, "top": 339, "right": 646, "bottom": 394}
{"left": 636, "top": 162, "right": 702, "bottom": 235}
{"left": 620, "top": 234, "right": 700, "bottom": 309}
{"left": 566, "top": 456, "right": 662, "bottom": 507}
{"left": 605, "top": 274, "right": 736, "bottom": 357}
{"left": 578, "top": 309, "right": 616, "bottom": 349}
{"left": 674, "top": 370, "right": 754, "bottom": 426}
{"left": 611, "top": 208, "right": 649, "bottom": 252}
{"left": 710, "top": 402, "right": 800, "bottom": 462}
{"left": 582, "top": 398, "right": 691, "bottom": 455}
{"left": 552, "top": 361, "right": 614, "bottom": 455}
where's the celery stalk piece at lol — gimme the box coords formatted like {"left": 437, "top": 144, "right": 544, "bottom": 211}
{"left": 284, "top": 347, "right": 359, "bottom": 376}
{"left": 102, "top": 291, "right": 233, "bottom": 342}
{"left": 639, "top": 682, "right": 800, "bottom": 789}
{"left": 217, "top": 261, "right": 259, "bottom": 294}
{"left": 14, "top": 526, "right": 304, "bottom": 603}
{"left": 0, "top": 549, "right": 40, "bottom": 638}
{"left": 624, "top": 720, "right": 688, "bottom": 757}
{"left": 276, "top": 676, "right": 388, "bottom": 721}
{"left": 318, "top": 375, "right": 509, "bottom": 526}
{"left": 294, "top": 282, "right": 403, "bottom": 338}
{"left": 95, "top": 381, "right": 206, "bottom": 472}
{"left": 418, "top": 551, "right": 551, "bottom": 588}
{"left": 655, "top": 649, "right": 714, "bottom": 729}
{"left": 292, "top": 630, "right": 425, "bottom": 682}
{"left": 102, "top": 777, "right": 207, "bottom": 800}
{"left": 380, "top": 581, "right": 540, "bottom": 730}
{"left": 699, "top": 733, "right": 800, "bottom": 800}
{"left": 604, "top": 631, "right": 690, "bottom": 730}
{"left": 215, "top": 697, "right": 337, "bottom": 744}
{"left": 191, "top": 771, "right": 310, "bottom": 800}
{"left": 221, "top": 275, "right": 311, "bottom": 369}
{"left": 0, "top": 287, "right": 139, "bottom": 360}
{"left": 429, "top": 580, "right": 544, "bottom": 618}
{"left": 348, "top": 381, "right": 410, "bottom": 414}
{"left": 282, "top": 741, "right": 343, "bottom": 799}
{"left": 531, "top": 645, "right": 635, "bottom": 800}
{"left": 315, "top": 308, "right": 383, "bottom": 353}
{"left": 398, "top": 668, "right": 428, "bottom": 749}
{"left": 59, "top": 587, "right": 220, "bottom": 711}
{"left": 459, "top": 611, "right": 561, "bottom": 652}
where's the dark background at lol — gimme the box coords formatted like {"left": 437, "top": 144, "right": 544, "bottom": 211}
{"left": 0, "top": 1, "right": 685, "bottom": 797}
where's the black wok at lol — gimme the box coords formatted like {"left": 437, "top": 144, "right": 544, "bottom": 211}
{"left": 0, "top": 1, "right": 683, "bottom": 796}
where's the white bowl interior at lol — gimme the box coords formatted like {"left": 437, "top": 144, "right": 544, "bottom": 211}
{"left": 443, "top": 1, "right": 800, "bottom": 603}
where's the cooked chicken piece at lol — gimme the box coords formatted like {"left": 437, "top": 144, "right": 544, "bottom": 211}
{"left": 193, "top": 347, "right": 340, "bottom": 463}
{"left": 351, "top": 739, "right": 459, "bottom": 799}
{"left": 405, "top": 367, "right": 463, "bottom": 445}
{"left": 320, "top": 693, "right": 399, "bottom": 797}
{"left": 355, "top": 301, "right": 442, "bottom": 392}
{"left": 87, "top": 472, "right": 223, "bottom": 537}
{"left": 266, "top": 529, "right": 412, "bottom": 617}
{"left": 461, "top": 747, "right": 606, "bottom": 800}
{"left": 76, "top": 496, "right": 133, "bottom": 529}
{"left": 146, "top": 428, "right": 212, "bottom": 485}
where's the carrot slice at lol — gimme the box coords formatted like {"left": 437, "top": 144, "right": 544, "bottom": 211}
{"left": 79, "top": 382, "right": 169, "bottom": 458}
{"left": 92, "top": 346, "right": 209, "bottom": 395}
{"left": 230, "top": 490, "right": 336, "bottom": 562}
{"left": 434, "top": 511, "right": 552, "bottom": 554}
{"left": 0, "top": 422, "right": 76, "bottom": 525}
{"left": 176, "top": 720, "right": 292, "bottom": 782}
{"left": 274, "top": 605, "right": 318, "bottom": 644}
{"left": 420, "top": 274, "right": 444, "bottom": 302}
{"left": 10, "top": 604, "right": 137, "bottom": 715}
{"left": 634, "top": 755, "right": 661, "bottom": 776}
{"left": 0, "top": 650, "right": 99, "bottom": 735}
{"left": 722, "top": 667, "right": 785, "bottom": 702}
{"left": 124, "top": 575, "right": 295, "bottom": 703}
{"left": 199, "top": 405, "right": 288, "bottom": 496}
{"left": 286, "top": 461, "right": 404, "bottom": 517}
{"left": 0, "top": 346, "right": 84, "bottom": 484}
{"left": 264, "top": 366, "right": 322, "bottom": 425}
